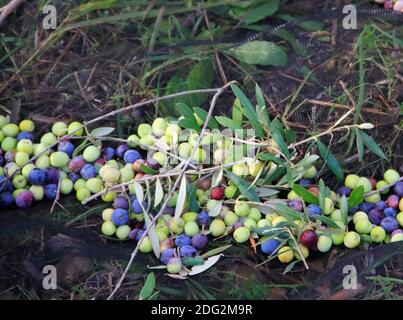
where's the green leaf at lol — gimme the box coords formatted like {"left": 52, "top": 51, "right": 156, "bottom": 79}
{"left": 270, "top": 118, "right": 285, "bottom": 136}
{"left": 313, "top": 215, "right": 342, "bottom": 229}
{"left": 182, "top": 256, "right": 205, "bottom": 267}
{"left": 272, "top": 203, "right": 302, "bottom": 220}
{"left": 225, "top": 170, "right": 260, "bottom": 202}
{"left": 360, "top": 131, "right": 388, "bottom": 160}
{"left": 163, "top": 60, "right": 214, "bottom": 113}
{"left": 163, "top": 75, "right": 187, "bottom": 115}
{"left": 187, "top": 183, "right": 200, "bottom": 212}
{"left": 229, "top": 40, "right": 288, "bottom": 67}
{"left": 263, "top": 166, "right": 286, "bottom": 185}
{"left": 284, "top": 129, "right": 296, "bottom": 144}
{"left": 292, "top": 184, "right": 319, "bottom": 204}
{"left": 232, "top": 98, "right": 243, "bottom": 126}
{"left": 139, "top": 272, "right": 155, "bottom": 300}
{"left": 176, "top": 103, "right": 196, "bottom": 121}
{"left": 295, "top": 155, "right": 319, "bottom": 168}
{"left": 257, "top": 227, "right": 288, "bottom": 237}
{"left": 274, "top": 28, "right": 307, "bottom": 56}
{"left": 272, "top": 129, "right": 291, "bottom": 160}
{"left": 318, "top": 179, "right": 326, "bottom": 210}
{"left": 193, "top": 107, "right": 218, "bottom": 130}
{"left": 255, "top": 187, "right": 279, "bottom": 197}
{"left": 283, "top": 260, "right": 299, "bottom": 274}
{"left": 174, "top": 176, "right": 187, "bottom": 219}
{"left": 230, "top": 83, "right": 264, "bottom": 138}
{"left": 355, "top": 129, "right": 364, "bottom": 162}
{"left": 90, "top": 127, "right": 115, "bottom": 138}
{"left": 184, "top": 59, "right": 215, "bottom": 108}
{"left": 255, "top": 84, "right": 270, "bottom": 133}
{"left": 229, "top": 0, "right": 279, "bottom": 25}
{"left": 348, "top": 185, "right": 364, "bottom": 208}
{"left": 258, "top": 153, "right": 284, "bottom": 165}
{"left": 72, "top": 138, "right": 90, "bottom": 158}
{"left": 360, "top": 234, "right": 373, "bottom": 244}
{"left": 316, "top": 140, "right": 344, "bottom": 181}
{"left": 201, "top": 244, "right": 232, "bottom": 259}
{"left": 340, "top": 195, "right": 349, "bottom": 226}
{"left": 215, "top": 116, "right": 242, "bottom": 131}
{"left": 140, "top": 164, "right": 159, "bottom": 175}
{"left": 178, "top": 118, "right": 200, "bottom": 132}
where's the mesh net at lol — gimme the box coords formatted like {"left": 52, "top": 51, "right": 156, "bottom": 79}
{"left": 0, "top": 3, "right": 402, "bottom": 300}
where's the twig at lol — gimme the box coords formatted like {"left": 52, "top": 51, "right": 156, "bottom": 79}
{"left": 105, "top": 81, "right": 235, "bottom": 300}
{"left": 306, "top": 99, "right": 387, "bottom": 116}
{"left": 83, "top": 158, "right": 245, "bottom": 204}
{"left": 0, "top": 87, "right": 223, "bottom": 188}
{"left": 0, "top": 0, "right": 23, "bottom": 25}
{"left": 364, "top": 177, "right": 403, "bottom": 197}
{"left": 289, "top": 124, "right": 361, "bottom": 149}
{"left": 50, "top": 172, "right": 62, "bottom": 213}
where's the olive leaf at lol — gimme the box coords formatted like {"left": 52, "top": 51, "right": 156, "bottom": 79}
{"left": 132, "top": 180, "right": 144, "bottom": 204}
{"left": 292, "top": 184, "right": 319, "bottom": 204}
{"left": 229, "top": 41, "right": 288, "bottom": 67}
{"left": 348, "top": 185, "right": 364, "bottom": 208}
{"left": 139, "top": 272, "right": 156, "bottom": 300}
{"left": 143, "top": 212, "right": 160, "bottom": 259}
{"left": 316, "top": 140, "right": 344, "bottom": 181}
{"left": 215, "top": 116, "right": 242, "bottom": 131}
{"left": 225, "top": 170, "right": 260, "bottom": 202}
{"left": 360, "top": 130, "right": 388, "bottom": 160}
{"left": 201, "top": 244, "right": 232, "bottom": 259}
{"left": 208, "top": 200, "right": 223, "bottom": 217}
{"left": 232, "top": 98, "right": 243, "bottom": 126}
{"left": 140, "top": 164, "right": 159, "bottom": 175}
{"left": 154, "top": 178, "right": 163, "bottom": 208}
{"left": 283, "top": 260, "right": 300, "bottom": 274}
{"left": 230, "top": 83, "right": 264, "bottom": 138}
{"left": 313, "top": 215, "right": 341, "bottom": 229}
{"left": 355, "top": 128, "right": 364, "bottom": 161}
{"left": 188, "top": 254, "right": 223, "bottom": 276}
{"left": 90, "top": 127, "right": 115, "bottom": 138}
{"left": 193, "top": 107, "right": 218, "bottom": 130}
{"left": 182, "top": 256, "right": 205, "bottom": 267}
{"left": 174, "top": 176, "right": 187, "bottom": 219}
{"left": 340, "top": 195, "right": 349, "bottom": 227}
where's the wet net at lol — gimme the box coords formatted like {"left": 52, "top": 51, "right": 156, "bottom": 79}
{"left": 0, "top": 3, "right": 402, "bottom": 300}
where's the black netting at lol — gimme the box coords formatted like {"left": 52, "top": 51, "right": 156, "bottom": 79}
{"left": 0, "top": 3, "right": 402, "bottom": 300}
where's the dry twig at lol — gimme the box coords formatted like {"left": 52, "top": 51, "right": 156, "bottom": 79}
{"left": 105, "top": 81, "right": 235, "bottom": 300}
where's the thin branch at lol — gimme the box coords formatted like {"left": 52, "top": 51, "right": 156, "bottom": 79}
{"left": 0, "top": 87, "right": 223, "bottom": 188}
{"left": 364, "top": 177, "right": 403, "bottom": 197}
{"left": 105, "top": 81, "right": 235, "bottom": 300}
{"left": 0, "top": 0, "right": 24, "bottom": 25}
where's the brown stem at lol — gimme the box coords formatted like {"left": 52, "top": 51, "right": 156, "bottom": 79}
{"left": 105, "top": 81, "right": 235, "bottom": 300}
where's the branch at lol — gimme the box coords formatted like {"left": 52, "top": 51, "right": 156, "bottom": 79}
{"left": 364, "top": 176, "right": 403, "bottom": 197}
{"left": 0, "top": 87, "right": 224, "bottom": 188}
{"left": 0, "top": 0, "right": 24, "bottom": 25}
{"left": 105, "top": 81, "right": 235, "bottom": 300}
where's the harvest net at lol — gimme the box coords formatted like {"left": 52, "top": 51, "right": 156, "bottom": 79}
{"left": 0, "top": 2, "right": 402, "bottom": 299}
